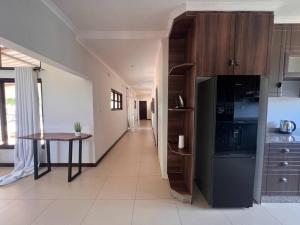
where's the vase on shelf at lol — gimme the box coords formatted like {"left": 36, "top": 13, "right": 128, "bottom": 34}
{"left": 178, "top": 135, "right": 184, "bottom": 149}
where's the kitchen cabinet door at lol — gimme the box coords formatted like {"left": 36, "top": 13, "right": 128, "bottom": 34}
{"left": 234, "top": 12, "right": 273, "bottom": 75}
{"left": 196, "top": 13, "right": 235, "bottom": 76}
{"left": 289, "top": 25, "right": 300, "bottom": 50}
{"left": 268, "top": 25, "right": 288, "bottom": 96}
{"left": 283, "top": 25, "right": 300, "bottom": 79}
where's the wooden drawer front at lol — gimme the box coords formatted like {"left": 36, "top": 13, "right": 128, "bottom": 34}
{"left": 266, "top": 175, "right": 299, "bottom": 193}
{"left": 267, "top": 160, "right": 300, "bottom": 172}
{"left": 269, "top": 145, "right": 300, "bottom": 160}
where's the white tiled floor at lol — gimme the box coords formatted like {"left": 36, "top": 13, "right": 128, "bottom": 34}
{"left": 0, "top": 120, "right": 299, "bottom": 225}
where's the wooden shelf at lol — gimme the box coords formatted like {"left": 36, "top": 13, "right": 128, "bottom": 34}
{"left": 168, "top": 108, "right": 193, "bottom": 112}
{"left": 168, "top": 142, "right": 192, "bottom": 156}
{"left": 169, "top": 14, "right": 196, "bottom": 39}
{"left": 169, "top": 63, "right": 194, "bottom": 75}
{"left": 168, "top": 172, "right": 191, "bottom": 195}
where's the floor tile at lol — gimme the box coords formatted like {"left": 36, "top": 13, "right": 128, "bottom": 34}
{"left": 176, "top": 202, "right": 232, "bottom": 225}
{"left": 109, "top": 162, "right": 140, "bottom": 177}
{"left": 0, "top": 176, "right": 35, "bottom": 199}
{"left": 32, "top": 200, "right": 93, "bottom": 225}
{"left": 16, "top": 177, "right": 66, "bottom": 199}
{"left": 139, "top": 161, "right": 161, "bottom": 176}
{"left": 0, "top": 200, "right": 52, "bottom": 225}
{"left": 263, "top": 203, "right": 300, "bottom": 225}
{"left": 56, "top": 176, "right": 107, "bottom": 199}
{"left": 82, "top": 200, "right": 134, "bottom": 225}
{"left": 132, "top": 199, "right": 181, "bottom": 225}
{"left": 97, "top": 176, "right": 137, "bottom": 199}
{"left": 136, "top": 176, "right": 171, "bottom": 199}
{"left": 223, "top": 204, "right": 282, "bottom": 225}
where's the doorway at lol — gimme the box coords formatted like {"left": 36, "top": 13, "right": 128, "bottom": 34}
{"left": 139, "top": 101, "right": 147, "bottom": 120}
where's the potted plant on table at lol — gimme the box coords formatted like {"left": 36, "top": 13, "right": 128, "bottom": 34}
{"left": 74, "top": 122, "right": 82, "bottom": 137}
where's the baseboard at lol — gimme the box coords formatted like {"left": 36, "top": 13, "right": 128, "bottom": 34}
{"left": 0, "top": 130, "right": 128, "bottom": 168}
{"left": 94, "top": 129, "right": 128, "bottom": 166}
{"left": 0, "top": 163, "right": 14, "bottom": 167}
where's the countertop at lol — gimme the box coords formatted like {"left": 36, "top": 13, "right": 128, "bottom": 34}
{"left": 266, "top": 129, "right": 300, "bottom": 144}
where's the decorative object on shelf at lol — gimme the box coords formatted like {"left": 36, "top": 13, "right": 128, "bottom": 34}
{"left": 176, "top": 95, "right": 185, "bottom": 108}
{"left": 74, "top": 122, "right": 82, "bottom": 136}
{"left": 178, "top": 135, "right": 185, "bottom": 149}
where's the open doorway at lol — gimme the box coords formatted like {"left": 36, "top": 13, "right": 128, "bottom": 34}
{"left": 139, "top": 101, "right": 147, "bottom": 120}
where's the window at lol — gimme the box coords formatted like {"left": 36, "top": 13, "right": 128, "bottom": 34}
{"left": 111, "top": 89, "right": 123, "bottom": 110}
{"left": 0, "top": 78, "right": 43, "bottom": 148}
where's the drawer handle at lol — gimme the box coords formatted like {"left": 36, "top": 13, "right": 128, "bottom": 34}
{"left": 280, "top": 177, "right": 288, "bottom": 183}
{"left": 281, "top": 148, "right": 290, "bottom": 153}
{"left": 281, "top": 161, "right": 289, "bottom": 166}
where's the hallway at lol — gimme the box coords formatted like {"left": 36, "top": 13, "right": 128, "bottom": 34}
{"left": 0, "top": 121, "right": 175, "bottom": 225}
{"left": 0, "top": 122, "right": 300, "bottom": 225}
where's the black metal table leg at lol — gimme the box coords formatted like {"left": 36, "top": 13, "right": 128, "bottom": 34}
{"left": 33, "top": 140, "right": 38, "bottom": 179}
{"left": 68, "top": 140, "right": 73, "bottom": 182}
{"left": 33, "top": 139, "right": 52, "bottom": 180}
{"left": 68, "top": 139, "right": 82, "bottom": 182}
{"left": 46, "top": 140, "right": 51, "bottom": 172}
{"left": 79, "top": 140, "right": 82, "bottom": 173}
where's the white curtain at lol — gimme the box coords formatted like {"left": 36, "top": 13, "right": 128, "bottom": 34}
{"left": 126, "top": 88, "right": 139, "bottom": 131}
{"left": 0, "top": 67, "right": 40, "bottom": 185}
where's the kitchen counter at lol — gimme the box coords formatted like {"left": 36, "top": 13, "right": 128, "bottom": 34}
{"left": 266, "top": 130, "right": 300, "bottom": 143}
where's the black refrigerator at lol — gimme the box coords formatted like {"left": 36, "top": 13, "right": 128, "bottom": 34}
{"left": 195, "top": 75, "right": 260, "bottom": 208}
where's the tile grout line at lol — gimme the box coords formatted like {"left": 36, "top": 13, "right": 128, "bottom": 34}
{"left": 29, "top": 199, "right": 56, "bottom": 225}
{"left": 174, "top": 202, "right": 184, "bottom": 225}
{"left": 220, "top": 210, "right": 235, "bottom": 225}
{"left": 131, "top": 162, "right": 141, "bottom": 225}
{"left": 79, "top": 198, "right": 98, "bottom": 225}
{"left": 260, "top": 204, "right": 285, "bottom": 225}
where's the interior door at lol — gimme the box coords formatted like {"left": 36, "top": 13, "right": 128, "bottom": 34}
{"left": 139, "top": 101, "right": 147, "bottom": 120}
{"left": 197, "top": 12, "right": 235, "bottom": 76}
{"left": 234, "top": 12, "right": 273, "bottom": 75}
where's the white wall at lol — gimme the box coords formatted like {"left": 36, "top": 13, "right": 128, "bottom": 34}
{"left": 154, "top": 38, "right": 169, "bottom": 178}
{"left": 0, "top": 65, "right": 95, "bottom": 163}
{"left": 40, "top": 64, "right": 94, "bottom": 163}
{"left": 0, "top": 62, "right": 129, "bottom": 164}
{"left": 0, "top": 0, "right": 102, "bottom": 80}
{"left": 267, "top": 97, "right": 300, "bottom": 135}
{"left": 0, "top": 0, "right": 130, "bottom": 164}
{"left": 91, "top": 71, "right": 128, "bottom": 161}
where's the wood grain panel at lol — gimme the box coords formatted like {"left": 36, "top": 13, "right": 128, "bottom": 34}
{"left": 196, "top": 12, "right": 235, "bottom": 76}
{"left": 234, "top": 12, "right": 273, "bottom": 75}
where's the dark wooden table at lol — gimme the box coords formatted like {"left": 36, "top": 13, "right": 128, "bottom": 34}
{"left": 19, "top": 133, "right": 92, "bottom": 182}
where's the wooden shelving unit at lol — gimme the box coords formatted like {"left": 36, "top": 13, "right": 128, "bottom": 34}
{"left": 168, "top": 142, "right": 192, "bottom": 156}
{"left": 168, "top": 108, "right": 193, "bottom": 112}
{"left": 168, "top": 173, "right": 191, "bottom": 195}
{"left": 167, "top": 12, "right": 196, "bottom": 203}
{"left": 169, "top": 63, "right": 194, "bottom": 75}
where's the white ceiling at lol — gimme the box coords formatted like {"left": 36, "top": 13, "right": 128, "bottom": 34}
{"left": 51, "top": 0, "right": 183, "bottom": 31}
{"left": 45, "top": 0, "right": 300, "bottom": 94}
{"left": 81, "top": 39, "right": 160, "bottom": 92}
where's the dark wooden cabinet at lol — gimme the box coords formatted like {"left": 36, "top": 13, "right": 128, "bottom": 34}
{"left": 196, "top": 13, "right": 235, "bottom": 76}
{"left": 268, "top": 24, "right": 300, "bottom": 96}
{"left": 168, "top": 11, "right": 273, "bottom": 203}
{"left": 268, "top": 25, "right": 288, "bottom": 95}
{"left": 234, "top": 13, "right": 273, "bottom": 75}
{"left": 262, "top": 143, "right": 300, "bottom": 196}
{"left": 196, "top": 12, "right": 273, "bottom": 77}
{"left": 289, "top": 25, "right": 300, "bottom": 50}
